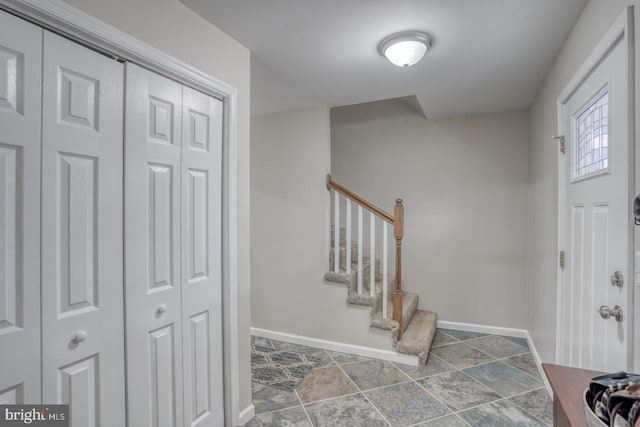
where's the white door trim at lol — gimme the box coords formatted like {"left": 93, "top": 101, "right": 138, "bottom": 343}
{"left": 0, "top": 0, "right": 244, "bottom": 424}
{"left": 555, "top": 6, "right": 635, "bottom": 366}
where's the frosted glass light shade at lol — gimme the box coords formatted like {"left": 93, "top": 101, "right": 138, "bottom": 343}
{"left": 378, "top": 31, "right": 431, "bottom": 67}
{"left": 383, "top": 40, "right": 427, "bottom": 67}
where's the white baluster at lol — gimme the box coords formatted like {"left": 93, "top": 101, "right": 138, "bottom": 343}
{"left": 370, "top": 212, "right": 375, "bottom": 297}
{"left": 334, "top": 192, "right": 340, "bottom": 273}
{"left": 382, "top": 222, "right": 388, "bottom": 319}
{"left": 346, "top": 199, "right": 352, "bottom": 274}
{"left": 325, "top": 190, "right": 331, "bottom": 271}
{"left": 357, "top": 206, "right": 363, "bottom": 295}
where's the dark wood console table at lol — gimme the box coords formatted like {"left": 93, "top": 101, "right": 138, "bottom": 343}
{"left": 542, "top": 363, "right": 604, "bottom": 427}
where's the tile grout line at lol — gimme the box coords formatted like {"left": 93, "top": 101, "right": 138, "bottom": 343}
{"left": 357, "top": 379, "right": 413, "bottom": 395}
{"left": 298, "top": 349, "right": 363, "bottom": 406}
{"left": 333, "top": 358, "right": 393, "bottom": 427}
{"left": 404, "top": 412, "right": 472, "bottom": 427}
{"left": 437, "top": 340, "right": 499, "bottom": 361}
{"left": 460, "top": 355, "right": 545, "bottom": 387}
{"left": 459, "top": 396, "right": 550, "bottom": 427}
{"left": 294, "top": 389, "right": 315, "bottom": 427}
{"left": 389, "top": 359, "right": 474, "bottom": 425}
{"left": 250, "top": 336, "right": 275, "bottom": 350}
{"left": 452, "top": 396, "right": 516, "bottom": 416}
{"left": 303, "top": 349, "right": 391, "bottom": 425}
{"left": 429, "top": 334, "right": 461, "bottom": 349}
{"left": 458, "top": 337, "right": 532, "bottom": 366}
{"left": 328, "top": 358, "right": 372, "bottom": 367}
{"left": 299, "top": 391, "right": 363, "bottom": 407}
{"left": 498, "top": 353, "right": 548, "bottom": 383}
{"left": 248, "top": 403, "right": 302, "bottom": 418}
{"left": 464, "top": 339, "right": 530, "bottom": 362}
{"left": 408, "top": 373, "right": 456, "bottom": 421}
{"left": 504, "top": 387, "right": 553, "bottom": 427}
{"left": 446, "top": 368, "right": 507, "bottom": 400}
{"left": 426, "top": 352, "right": 454, "bottom": 366}
{"left": 448, "top": 387, "right": 551, "bottom": 426}
{"left": 449, "top": 358, "right": 546, "bottom": 409}
{"left": 287, "top": 341, "right": 312, "bottom": 425}
{"left": 456, "top": 412, "right": 474, "bottom": 427}
{"left": 415, "top": 362, "right": 500, "bottom": 412}
{"left": 437, "top": 346, "right": 544, "bottom": 384}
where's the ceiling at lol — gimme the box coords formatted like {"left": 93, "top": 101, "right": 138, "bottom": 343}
{"left": 181, "top": 0, "right": 588, "bottom": 118}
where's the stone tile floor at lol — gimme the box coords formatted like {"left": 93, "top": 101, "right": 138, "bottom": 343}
{"left": 246, "top": 330, "right": 553, "bottom": 427}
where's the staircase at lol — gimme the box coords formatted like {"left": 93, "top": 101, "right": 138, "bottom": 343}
{"left": 325, "top": 175, "right": 437, "bottom": 365}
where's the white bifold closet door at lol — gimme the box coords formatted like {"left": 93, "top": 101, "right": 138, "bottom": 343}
{"left": 41, "top": 31, "right": 125, "bottom": 426}
{"left": 125, "top": 63, "right": 224, "bottom": 427}
{"left": 0, "top": 10, "right": 42, "bottom": 405}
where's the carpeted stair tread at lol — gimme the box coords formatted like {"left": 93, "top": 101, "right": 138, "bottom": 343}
{"left": 346, "top": 274, "right": 381, "bottom": 306}
{"left": 346, "top": 293, "right": 377, "bottom": 306}
{"left": 396, "top": 310, "right": 438, "bottom": 365}
{"left": 323, "top": 271, "right": 351, "bottom": 284}
{"left": 370, "top": 292, "right": 418, "bottom": 332}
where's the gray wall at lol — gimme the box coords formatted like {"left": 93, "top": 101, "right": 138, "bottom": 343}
{"left": 251, "top": 106, "right": 398, "bottom": 350}
{"left": 331, "top": 99, "right": 530, "bottom": 328}
{"left": 60, "top": 0, "right": 253, "bottom": 413}
{"left": 527, "top": 0, "right": 640, "bottom": 363}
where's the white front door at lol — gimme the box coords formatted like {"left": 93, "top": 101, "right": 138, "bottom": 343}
{"left": 557, "top": 10, "right": 633, "bottom": 371}
{"left": 0, "top": 9, "right": 42, "bottom": 404}
{"left": 41, "top": 31, "right": 125, "bottom": 425}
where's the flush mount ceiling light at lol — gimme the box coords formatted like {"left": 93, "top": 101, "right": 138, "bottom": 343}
{"left": 378, "top": 31, "right": 432, "bottom": 67}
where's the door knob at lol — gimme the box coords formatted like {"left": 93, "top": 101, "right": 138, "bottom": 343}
{"left": 72, "top": 330, "right": 88, "bottom": 343}
{"left": 611, "top": 271, "right": 624, "bottom": 287}
{"left": 157, "top": 304, "right": 168, "bottom": 315}
{"left": 597, "top": 305, "right": 623, "bottom": 322}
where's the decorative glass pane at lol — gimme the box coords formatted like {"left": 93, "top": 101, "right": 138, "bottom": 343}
{"left": 574, "top": 92, "right": 609, "bottom": 179}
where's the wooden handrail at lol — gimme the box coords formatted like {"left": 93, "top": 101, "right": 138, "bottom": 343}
{"left": 326, "top": 174, "right": 405, "bottom": 341}
{"left": 326, "top": 174, "right": 394, "bottom": 224}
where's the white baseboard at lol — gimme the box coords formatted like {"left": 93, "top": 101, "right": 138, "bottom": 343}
{"left": 251, "top": 327, "right": 419, "bottom": 366}
{"left": 252, "top": 324, "right": 553, "bottom": 397}
{"left": 438, "top": 320, "right": 552, "bottom": 396}
{"left": 437, "top": 320, "right": 528, "bottom": 338}
{"left": 524, "top": 330, "right": 552, "bottom": 396}
{"left": 236, "top": 403, "right": 255, "bottom": 426}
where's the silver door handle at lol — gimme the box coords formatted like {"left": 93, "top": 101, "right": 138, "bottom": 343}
{"left": 72, "top": 330, "right": 88, "bottom": 343}
{"left": 157, "top": 304, "right": 168, "bottom": 315}
{"left": 597, "top": 305, "right": 623, "bottom": 322}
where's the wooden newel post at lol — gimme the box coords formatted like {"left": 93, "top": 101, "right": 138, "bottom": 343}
{"left": 393, "top": 199, "right": 404, "bottom": 341}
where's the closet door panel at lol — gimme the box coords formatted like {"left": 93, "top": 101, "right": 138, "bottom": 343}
{"left": 125, "top": 63, "right": 184, "bottom": 427}
{"left": 41, "top": 31, "right": 124, "bottom": 425}
{"left": 0, "top": 10, "right": 42, "bottom": 404}
{"left": 181, "top": 86, "right": 224, "bottom": 427}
